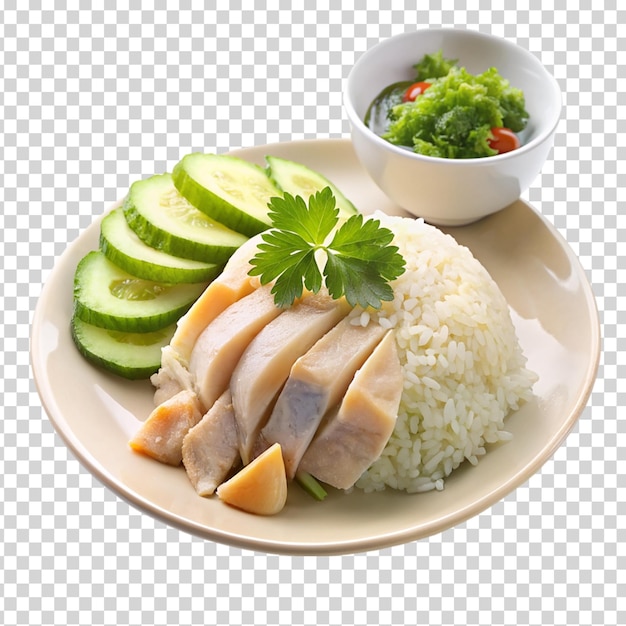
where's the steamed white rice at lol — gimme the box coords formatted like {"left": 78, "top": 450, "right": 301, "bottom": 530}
{"left": 351, "top": 214, "right": 537, "bottom": 493}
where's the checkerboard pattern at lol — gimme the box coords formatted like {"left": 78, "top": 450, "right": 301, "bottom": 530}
{"left": 2, "top": 3, "right": 623, "bottom": 625}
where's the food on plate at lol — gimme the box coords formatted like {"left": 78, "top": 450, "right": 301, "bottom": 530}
{"left": 353, "top": 213, "right": 537, "bottom": 493}
{"left": 165, "top": 234, "right": 264, "bottom": 365}
{"left": 127, "top": 181, "right": 535, "bottom": 515}
{"left": 68, "top": 147, "right": 536, "bottom": 514}
{"left": 265, "top": 154, "right": 358, "bottom": 218}
{"left": 172, "top": 152, "right": 284, "bottom": 237}
{"left": 248, "top": 187, "right": 406, "bottom": 309}
{"left": 129, "top": 389, "right": 203, "bottom": 466}
{"left": 72, "top": 251, "right": 209, "bottom": 333}
{"left": 230, "top": 291, "right": 352, "bottom": 465}
{"left": 151, "top": 344, "right": 195, "bottom": 406}
{"left": 182, "top": 390, "right": 240, "bottom": 497}
{"left": 70, "top": 316, "right": 177, "bottom": 381}
{"left": 70, "top": 154, "right": 352, "bottom": 379}
{"left": 216, "top": 443, "right": 288, "bottom": 516}
{"left": 172, "top": 153, "right": 359, "bottom": 241}
{"left": 123, "top": 172, "right": 248, "bottom": 263}
{"left": 260, "top": 316, "right": 387, "bottom": 479}
{"left": 365, "top": 50, "right": 529, "bottom": 158}
{"left": 189, "top": 285, "right": 284, "bottom": 411}
{"left": 100, "top": 207, "right": 221, "bottom": 284}
{"left": 298, "top": 329, "right": 403, "bottom": 489}
{"left": 295, "top": 469, "right": 328, "bottom": 501}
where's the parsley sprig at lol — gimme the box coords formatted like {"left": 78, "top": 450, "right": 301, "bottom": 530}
{"left": 248, "top": 187, "right": 406, "bottom": 309}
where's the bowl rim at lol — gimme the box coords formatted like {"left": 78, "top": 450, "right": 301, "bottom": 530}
{"left": 343, "top": 27, "right": 563, "bottom": 166}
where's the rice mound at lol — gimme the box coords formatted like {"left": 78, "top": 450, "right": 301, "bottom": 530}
{"left": 352, "top": 214, "right": 537, "bottom": 493}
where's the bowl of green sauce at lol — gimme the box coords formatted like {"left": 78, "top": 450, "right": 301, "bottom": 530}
{"left": 344, "top": 28, "right": 562, "bottom": 226}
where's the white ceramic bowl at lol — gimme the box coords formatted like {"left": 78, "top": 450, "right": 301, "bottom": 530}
{"left": 344, "top": 28, "right": 562, "bottom": 226}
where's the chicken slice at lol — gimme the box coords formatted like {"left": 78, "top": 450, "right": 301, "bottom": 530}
{"left": 231, "top": 293, "right": 351, "bottom": 465}
{"left": 150, "top": 235, "right": 264, "bottom": 406}
{"left": 129, "top": 389, "right": 204, "bottom": 466}
{"left": 298, "top": 330, "right": 403, "bottom": 490}
{"left": 181, "top": 389, "right": 240, "bottom": 497}
{"left": 168, "top": 234, "right": 264, "bottom": 364}
{"left": 261, "top": 318, "right": 387, "bottom": 479}
{"left": 188, "top": 285, "right": 283, "bottom": 411}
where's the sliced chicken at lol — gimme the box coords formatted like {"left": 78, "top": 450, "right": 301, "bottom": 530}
{"left": 181, "top": 390, "right": 240, "bottom": 497}
{"left": 261, "top": 318, "right": 387, "bottom": 479}
{"left": 298, "top": 331, "right": 403, "bottom": 490}
{"left": 188, "top": 285, "right": 283, "bottom": 411}
{"left": 150, "top": 344, "right": 195, "bottom": 406}
{"left": 151, "top": 235, "right": 264, "bottom": 406}
{"left": 169, "top": 234, "right": 264, "bottom": 365}
{"left": 129, "top": 389, "right": 204, "bottom": 466}
{"left": 231, "top": 293, "right": 351, "bottom": 465}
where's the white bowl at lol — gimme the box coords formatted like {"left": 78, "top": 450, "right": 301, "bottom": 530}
{"left": 344, "top": 28, "right": 562, "bottom": 226}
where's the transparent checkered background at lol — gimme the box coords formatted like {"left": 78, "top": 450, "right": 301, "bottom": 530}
{"left": 2, "top": 2, "right": 623, "bottom": 625}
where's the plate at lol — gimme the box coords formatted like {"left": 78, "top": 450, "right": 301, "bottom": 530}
{"left": 31, "top": 139, "right": 600, "bottom": 555}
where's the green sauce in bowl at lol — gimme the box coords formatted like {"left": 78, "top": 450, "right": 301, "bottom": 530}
{"left": 365, "top": 51, "right": 529, "bottom": 159}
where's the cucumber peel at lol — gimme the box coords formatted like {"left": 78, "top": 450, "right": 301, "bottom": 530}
{"left": 100, "top": 207, "right": 222, "bottom": 284}
{"left": 73, "top": 251, "right": 208, "bottom": 333}
{"left": 173, "top": 153, "right": 282, "bottom": 237}
{"left": 266, "top": 155, "right": 358, "bottom": 218}
{"left": 123, "top": 173, "right": 247, "bottom": 263}
{"left": 71, "top": 315, "right": 175, "bottom": 380}
{"left": 70, "top": 153, "right": 361, "bottom": 379}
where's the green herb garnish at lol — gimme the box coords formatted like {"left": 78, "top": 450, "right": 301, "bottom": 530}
{"left": 295, "top": 470, "right": 328, "bottom": 501}
{"left": 248, "top": 187, "right": 406, "bottom": 309}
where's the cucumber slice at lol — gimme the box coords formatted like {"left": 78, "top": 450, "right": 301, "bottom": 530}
{"left": 100, "top": 207, "right": 222, "bottom": 284}
{"left": 266, "top": 155, "right": 358, "bottom": 218}
{"left": 123, "top": 173, "right": 247, "bottom": 263}
{"left": 71, "top": 315, "right": 175, "bottom": 380}
{"left": 73, "top": 251, "right": 208, "bottom": 332}
{"left": 172, "top": 153, "right": 282, "bottom": 237}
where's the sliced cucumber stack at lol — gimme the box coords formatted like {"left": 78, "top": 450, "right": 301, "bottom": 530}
{"left": 73, "top": 251, "right": 208, "bottom": 333}
{"left": 172, "top": 153, "right": 282, "bottom": 237}
{"left": 70, "top": 152, "right": 360, "bottom": 380}
{"left": 124, "top": 173, "right": 248, "bottom": 263}
{"left": 100, "top": 207, "right": 223, "bottom": 284}
{"left": 266, "top": 155, "right": 358, "bottom": 218}
{"left": 71, "top": 316, "right": 176, "bottom": 380}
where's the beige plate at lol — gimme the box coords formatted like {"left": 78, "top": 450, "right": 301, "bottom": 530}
{"left": 31, "top": 139, "right": 600, "bottom": 556}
